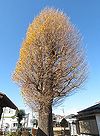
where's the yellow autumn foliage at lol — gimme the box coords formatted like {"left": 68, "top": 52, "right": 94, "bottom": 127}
{"left": 13, "top": 8, "right": 87, "bottom": 112}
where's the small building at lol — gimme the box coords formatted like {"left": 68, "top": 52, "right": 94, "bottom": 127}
{"left": 0, "top": 108, "right": 33, "bottom": 132}
{"left": 0, "top": 107, "right": 18, "bottom": 131}
{"left": 0, "top": 92, "right": 18, "bottom": 132}
{"left": 76, "top": 103, "right": 100, "bottom": 136}
{"left": 65, "top": 114, "right": 77, "bottom": 136}
{"left": 0, "top": 92, "right": 38, "bottom": 132}
{"left": 0, "top": 92, "right": 17, "bottom": 118}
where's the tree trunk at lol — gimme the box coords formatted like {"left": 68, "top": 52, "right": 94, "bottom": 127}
{"left": 48, "top": 104, "right": 54, "bottom": 136}
{"left": 37, "top": 108, "right": 49, "bottom": 136}
{"left": 37, "top": 104, "right": 54, "bottom": 136}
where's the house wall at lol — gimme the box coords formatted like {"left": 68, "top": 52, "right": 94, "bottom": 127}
{"left": 70, "top": 123, "right": 77, "bottom": 136}
{"left": 78, "top": 118, "right": 98, "bottom": 135}
{"left": 96, "top": 114, "right": 100, "bottom": 135}
{"left": 0, "top": 107, "right": 17, "bottom": 131}
{"left": 0, "top": 107, "right": 35, "bottom": 131}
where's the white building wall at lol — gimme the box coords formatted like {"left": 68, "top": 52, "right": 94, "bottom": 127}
{"left": 0, "top": 107, "right": 17, "bottom": 131}
{"left": 0, "top": 107, "right": 36, "bottom": 131}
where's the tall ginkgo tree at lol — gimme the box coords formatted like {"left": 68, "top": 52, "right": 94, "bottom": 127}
{"left": 13, "top": 8, "right": 87, "bottom": 136}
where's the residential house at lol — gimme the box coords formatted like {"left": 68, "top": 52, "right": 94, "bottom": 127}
{"left": 75, "top": 103, "right": 100, "bottom": 136}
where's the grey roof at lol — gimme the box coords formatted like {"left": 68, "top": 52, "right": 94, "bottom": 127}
{"left": 74, "top": 103, "right": 100, "bottom": 120}
{"left": 78, "top": 103, "right": 100, "bottom": 114}
{"left": 0, "top": 92, "right": 18, "bottom": 109}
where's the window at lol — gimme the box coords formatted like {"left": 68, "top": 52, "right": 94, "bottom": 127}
{"left": 13, "top": 123, "right": 18, "bottom": 127}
